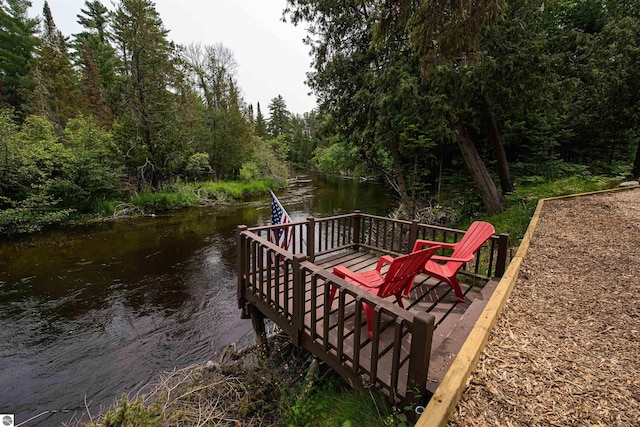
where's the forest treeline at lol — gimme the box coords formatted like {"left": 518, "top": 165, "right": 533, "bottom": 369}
{"left": 286, "top": 0, "right": 640, "bottom": 215}
{"left": 0, "top": 0, "right": 317, "bottom": 234}
{"left": 1, "top": 0, "right": 639, "bottom": 235}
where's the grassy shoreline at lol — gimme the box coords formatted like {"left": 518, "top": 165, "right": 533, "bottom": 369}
{"left": 0, "top": 178, "right": 279, "bottom": 237}
{"left": 98, "top": 178, "right": 277, "bottom": 218}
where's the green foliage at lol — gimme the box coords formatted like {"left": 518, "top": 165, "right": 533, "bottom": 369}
{"left": 267, "top": 95, "right": 292, "bottom": 140}
{"left": 190, "top": 179, "right": 276, "bottom": 200}
{"left": 312, "top": 141, "right": 355, "bottom": 174}
{"left": 239, "top": 161, "right": 260, "bottom": 181}
{"left": 0, "top": 0, "right": 39, "bottom": 113}
{"left": 281, "top": 375, "right": 395, "bottom": 427}
{"left": 128, "top": 179, "right": 275, "bottom": 213}
{"left": 0, "top": 193, "right": 73, "bottom": 235}
{"left": 99, "top": 394, "right": 161, "bottom": 427}
{"left": 185, "top": 152, "right": 213, "bottom": 181}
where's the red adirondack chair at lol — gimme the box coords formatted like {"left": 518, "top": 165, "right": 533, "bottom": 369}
{"left": 331, "top": 246, "right": 441, "bottom": 338}
{"left": 410, "top": 221, "right": 495, "bottom": 303}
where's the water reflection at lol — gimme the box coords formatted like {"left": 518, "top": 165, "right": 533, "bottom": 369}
{"left": 0, "top": 174, "right": 395, "bottom": 425}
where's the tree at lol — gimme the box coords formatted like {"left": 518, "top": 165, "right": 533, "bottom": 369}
{"left": 0, "top": 0, "right": 39, "bottom": 114}
{"left": 267, "top": 95, "right": 291, "bottom": 139}
{"left": 289, "top": 111, "right": 317, "bottom": 169}
{"left": 254, "top": 102, "right": 267, "bottom": 138}
{"left": 181, "top": 42, "right": 254, "bottom": 179}
{"left": 375, "top": 0, "right": 507, "bottom": 213}
{"left": 73, "top": 0, "right": 117, "bottom": 123}
{"left": 111, "top": 0, "right": 185, "bottom": 187}
{"left": 28, "top": 1, "right": 83, "bottom": 132}
{"left": 285, "top": 1, "right": 447, "bottom": 212}
{"left": 182, "top": 42, "right": 239, "bottom": 111}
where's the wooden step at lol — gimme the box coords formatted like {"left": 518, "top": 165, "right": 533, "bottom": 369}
{"left": 426, "top": 279, "right": 499, "bottom": 393}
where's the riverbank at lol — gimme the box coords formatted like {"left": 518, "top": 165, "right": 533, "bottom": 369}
{"left": 96, "top": 178, "right": 278, "bottom": 219}
{"left": 70, "top": 331, "right": 399, "bottom": 427}
{"left": 0, "top": 178, "right": 277, "bottom": 237}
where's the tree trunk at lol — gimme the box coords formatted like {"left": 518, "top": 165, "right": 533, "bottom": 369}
{"left": 484, "top": 92, "right": 513, "bottom": 194}
{"left": 453, "top": 121, "right": 504, "bottom": 215}
{"left": 388, "top": 140, "right": 414, "bottom": 217}
{"left": 633, "top": 138, "right": 640, "bottom": 178}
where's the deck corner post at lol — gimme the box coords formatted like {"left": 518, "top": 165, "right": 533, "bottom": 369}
{"left": 237, "top": 225, "right": 249, "bottom": 310}
{"left": 494, "top": 233, "right": 509, "bottom": 277}
{"left": 247, "top": 304, "right": 269, "bottom": 358}
{"left": 292, "top": 254, "right": 308, "bottom": 347}
{"left": 306, "top": 217, "right": 315, "bottom": 262}
{"left": 353, "top": 210, "right": 362, "bottom": 249}
{"left": 405, "top": 312, "right": 435, "bottom": 415}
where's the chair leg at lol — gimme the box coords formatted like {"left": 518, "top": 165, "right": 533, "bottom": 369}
{"left": 449, "top": 277, "right": 465, "bottom": 303}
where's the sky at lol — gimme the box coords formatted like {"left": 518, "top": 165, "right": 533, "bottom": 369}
{"left": 29, "top": 0, "right": 317, "bottom": 116}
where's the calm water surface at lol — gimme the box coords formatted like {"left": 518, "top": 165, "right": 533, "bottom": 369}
{"left": 0, "top": 175, "right": 395, "bottom": 425}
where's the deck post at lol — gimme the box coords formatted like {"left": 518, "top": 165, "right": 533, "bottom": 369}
{"left": 409, "top": 220, "right": 420, "bottom": 252}
{"left": 306, "top": 217, "right": 315, "bottom": 262}
{"left": 353, "top": 210, "right": 361, "bottom": 249}
{"left": 237, "top": 225, "right": 248, "bottom": 316}
{"left": 247, "top": 304, "right": 268, "bottom": 358}
{"left": 292, "top": 254, "right": 308, "bottom": 347}
{"left": 404, "top": 312, "right": 435, "bottom": 417}
{"left": 494, "top": 233, "right": 509, "bottom": 277}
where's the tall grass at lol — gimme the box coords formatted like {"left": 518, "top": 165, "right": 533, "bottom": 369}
{"left": 116, "top": 178, "right": 276, "bottom": 214}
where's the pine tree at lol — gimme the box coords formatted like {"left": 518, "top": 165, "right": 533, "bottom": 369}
{"left": 111, "top": 0, "right": 184, "bottom": 187}
{"left": 28, "top": 1, "right": 83, "bottom": 132}
{"left": 254, "top": 102, "right": 267, "bottom": 138}
{"left": 74, "top": 0, "right": 117, "bottom": 111}
{"left": 73, "top": 0, "right": 116, "bottom": 125}
{"left": 267, "top": 95, "right": 291, "bottom": 139}
{"left": 0, "top": 0, "right": 39, "bottom": 113}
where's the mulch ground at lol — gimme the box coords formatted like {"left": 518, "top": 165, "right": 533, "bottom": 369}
{"left": 449, "top": 188, "right": 640, "bottom": 426}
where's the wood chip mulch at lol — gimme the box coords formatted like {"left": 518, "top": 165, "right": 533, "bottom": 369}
{"left": 449, "top": 188, "right": 640, "bottom": 427}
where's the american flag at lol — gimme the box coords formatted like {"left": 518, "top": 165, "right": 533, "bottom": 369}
{"left": 270, "top": 191, "right": 292, "bottom": 251}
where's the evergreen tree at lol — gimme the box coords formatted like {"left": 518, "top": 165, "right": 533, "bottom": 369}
{"left": 254, "top": 102, "right": 267, "bottom": 138}
{"left": 73, "top": 0, "right": 117, "bottom": 121}
{"left": 112, "top": 0, "right": 184, "bottom": 187}
{"left": 267, "top": 95, "right": 291, "bottom": 139}
{"left": 0, "top": 0, "right": 39, "bottom": 114}
{"left": 28, "top": 1, "right": 83, "bottom": 132}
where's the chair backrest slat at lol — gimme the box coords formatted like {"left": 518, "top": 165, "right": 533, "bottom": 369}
{"left": 451, "top": 221, "right": 495, "bottom": 260}
{"left": 378, "top": 246, "right": 440, "bottom": 298}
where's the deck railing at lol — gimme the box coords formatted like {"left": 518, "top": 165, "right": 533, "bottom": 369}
{"left": 237, "top": 212, "right": 509, "bottom": 406}
{"left": 244, "top": 212, "right": 508, "bottom": 277}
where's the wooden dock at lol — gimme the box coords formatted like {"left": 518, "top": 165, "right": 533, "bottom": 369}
{"left": 237, "top": 212, "right": 508, "bottom": 409}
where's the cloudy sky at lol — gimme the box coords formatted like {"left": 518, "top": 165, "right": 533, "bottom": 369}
{"left": 29, "top": 0, "right": 317, "bottom": 115}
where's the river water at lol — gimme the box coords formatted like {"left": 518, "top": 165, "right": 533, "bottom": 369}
{"left": 0, "top": 174, "right": 394, "bottom": 426}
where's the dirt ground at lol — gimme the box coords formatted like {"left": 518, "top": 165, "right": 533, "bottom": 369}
{"left": 449, "top": 188, "right": 640, "bottom": 426}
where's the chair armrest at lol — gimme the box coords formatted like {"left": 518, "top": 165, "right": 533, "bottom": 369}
{"left": 376, "top": 255, "right": 395, "bottom": 271}
{"left": 412, "top": 239, "right": 456, "bottom": 253}
{"left": 333, "top": 266, "right": 377, "bottom": 289}
{"left": 431, "top": 254, "right": 474, "bottom": 263}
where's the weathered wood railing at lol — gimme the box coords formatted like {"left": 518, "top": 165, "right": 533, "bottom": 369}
{"left": 237, "top": 212, "right": 509, "bottom": 406}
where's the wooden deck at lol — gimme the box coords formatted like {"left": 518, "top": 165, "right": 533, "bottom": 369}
{"left": 237, "top": 212, "right": 508, "bottom": 409}
{"left": 314, "top": 250, "right": 500, "bottom": 395}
